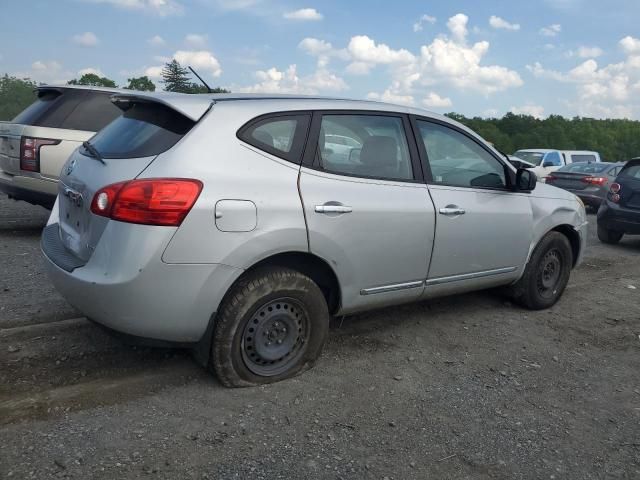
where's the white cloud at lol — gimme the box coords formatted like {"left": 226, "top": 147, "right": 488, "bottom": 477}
{"left": 620, "top": 36, "right": 640, "bottom": 54}
{"left": 540, "top": 24, "right": 562, "bottom": 37}
{"left": 15, "top": 60, "right": 73, "bottom": 84}
{"left": 447, "top": 13, "right": 469, "bottom": 44}
{"left": 145, "top": 65, "right": 163, "bottom": 79}
{"left": 489, "top": 15, "right": 520, "bottom": 31}
{"left": 527, "top": 38, "right": 640, "bottom": 118}
{"left": 367, "top": 89, "right": 414, "bottom": 106}
{"left": 72, "top": 31, "right": 99, "bottom": 47}
{"left": 413, "top": 14, "right": 436, "bottom": 32}
{"left": 238, "top": 64, "right": 347, "bottom": 94}
{"left": 567, "top": 46, "right": 604, "bottom": 58}
{"left": 510, "top": 104, "right": 545, "bottom": 119}
{"left": 185, "top": 34, "right": 208, "bottom": 48}
{"left": 173, "top": 50, "right": 222, "bottom": 77}
{"left": 422, "top": 92, "right": 453, "bottom": 108}
{"left": 283, "top": 8, "right": 323, "bottom": 21}
{"left": 78, "top": 67, "right": 105, "bottom": 77}
{"left": 80, "top": 0, "right": 183, "bottom": 16}
{"left": 346, "top": 35, "right": 415, "bottom": 74}
{"left": 298, "top": 38, "right": 334, "bottom": 56}
{"left": 148, "top": 35, "right": 165, "bottom": 47}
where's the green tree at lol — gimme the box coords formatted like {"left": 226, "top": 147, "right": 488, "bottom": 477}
{"left": 67, "top": 73, "right": 117, "bottom": 88}
{"left": 161, "top": 60, "right": 191, "bottom": 92}
{"left": 124, "top": 76, "right": 156, "bottom": 91}
{"left": 184, "top": 83, "right": 230, "bottom": 94}
{"left": 0, "top": 75, "right": 38, "bottom": 120}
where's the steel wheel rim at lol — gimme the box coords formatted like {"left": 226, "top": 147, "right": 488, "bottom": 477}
{"left": 537, "top": 249, "right": 562, "bottom": 298}
{"left": 241, "top": 298, "right": 310, "bottom": 377}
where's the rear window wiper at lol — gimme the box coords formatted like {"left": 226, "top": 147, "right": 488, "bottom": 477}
{"left": 82, "top": 140, "right": 106, "bottom": 165}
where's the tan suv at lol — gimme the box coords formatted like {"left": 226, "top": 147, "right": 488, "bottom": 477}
{"left": 0, "top": 85, "right": 123, "bottom": 208}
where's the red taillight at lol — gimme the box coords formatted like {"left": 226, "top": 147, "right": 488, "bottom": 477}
{"left": 546, "top": 175, "right": 557, "bottom": 183}
{"left": 20, "top": 136, "right": 60, "bottom": 172}
{"left": 582, "top": 176, "right": 607, "bottom": 186}
{"left": 90, "top": 178, "right": 203, "bottom": 226}
{"left": 609, "top": 183, "right": 621, "bottom": 203}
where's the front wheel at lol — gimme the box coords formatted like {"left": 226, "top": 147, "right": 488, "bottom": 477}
{"left": 211, "top": 268, "right": 329, "bottom": 387}
{"left": 597, "top": 225, "right": 623, "bottom": 244}
{"left": 511, "top": 232, "right": 572, "bottom": 310}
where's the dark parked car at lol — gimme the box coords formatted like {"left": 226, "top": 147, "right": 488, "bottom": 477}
{"left": 546, "top": 162, "right": 625, "bottom": 210}
{"left": 597, "top": 158, "right": 640, "bottom": 244}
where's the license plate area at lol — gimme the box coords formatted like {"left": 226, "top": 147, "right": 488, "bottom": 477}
{"left": 59, "top": 187, "right": 88, "bottom": 254}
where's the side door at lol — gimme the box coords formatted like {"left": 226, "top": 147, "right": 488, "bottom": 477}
{"left": 299, "top": 112, "right": 435, "bottom": 313}
{"left": 411, "top": 117, "right": 533, "bottom": 294}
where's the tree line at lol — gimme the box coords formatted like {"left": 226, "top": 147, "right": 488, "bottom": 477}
{"left": 447, "top": 112, "right": 640, "bottom": 161}
{"left": 2, "top": 59, "right": 640, "bottom": 160}
{"left": 0, "top": 59, "right": 229, "bottom": 120}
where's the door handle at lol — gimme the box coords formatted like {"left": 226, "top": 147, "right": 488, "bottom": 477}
{"left": 315, "top": 205, "right": 353, "bottom": 214}
{"left": 439, "top": 206, "right": 466, "bottom": 216}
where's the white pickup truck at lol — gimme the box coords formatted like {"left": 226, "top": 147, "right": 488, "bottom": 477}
{"left": 513, "top": 149, "right": 601, "bottom": 182}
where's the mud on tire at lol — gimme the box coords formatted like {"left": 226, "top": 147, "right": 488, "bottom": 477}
{"left": 211, "top": 267, "right": 329, "bottom": 387}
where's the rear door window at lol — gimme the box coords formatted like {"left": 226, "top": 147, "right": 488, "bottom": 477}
{"left": 12, "top": 88, "right": 121, "bottom": 132}
{"left": 60, "top": 92, "right": 122, "bottom": 132}
{"left": 83, "top": 102, "right": 195, "bottom": 159}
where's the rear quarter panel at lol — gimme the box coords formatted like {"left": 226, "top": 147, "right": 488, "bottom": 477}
{"left": 152, "top": 101, "right": 309, "bottom": 268}
{"left": 25, "top": 126, "right": 94, "bottom": 180}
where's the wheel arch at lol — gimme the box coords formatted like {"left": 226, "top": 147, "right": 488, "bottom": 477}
{"left": 551, "top": 224, "right": 581, "bottom": 267}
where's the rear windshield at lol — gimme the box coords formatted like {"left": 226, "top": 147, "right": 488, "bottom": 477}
{"left": 82, "top": 102, "right": 195, "bottom": 159}
{"left": 12, "top": 89, "right": 62, "bottom": 125}
{"left": 619, "top": 162, "right": 640, "bottom": 179}
{"left": 559, "top": 163, "right": 609, "bottom": 174}
{"left": 571, "top": 154, "right": 597, "bottom": 163}
{"left": 12, "top": 88, "right": 122, "bottom": 132}
{"left": 513, "top": 151, "right": 544, "bottom": 166}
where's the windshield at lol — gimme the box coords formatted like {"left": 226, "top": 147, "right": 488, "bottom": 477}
{"left": 559, "top": 163, "right": 610, "bottom": 174}
{"left": 513, "top": 151, "right": 545, "bottom": 166}
{"left": 82, "top": 102, "right": 195, "bottom": 159}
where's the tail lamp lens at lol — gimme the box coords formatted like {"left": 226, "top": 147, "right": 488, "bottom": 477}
{"left": 582, "top": 176, "right": 607, "bottom": 186}
{"left": 90, "top": 179, "right": 203, "bottom": 226}
{"left": 610, "top": 183, "right": 621, "bottom": 194}
{"left": 20, "top": 136, "right": 60, "bottom": 172}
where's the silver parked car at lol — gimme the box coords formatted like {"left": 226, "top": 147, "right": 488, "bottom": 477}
{"left": 0, "top": 85, "right": 124, "bottom": 208}
{"left": 42, "top": 93, "right": 588, "bottom": 387}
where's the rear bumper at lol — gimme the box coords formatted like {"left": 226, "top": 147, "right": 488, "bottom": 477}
{"left": 597, "top": 201, "right": 640, "bottom": 235}
{"left": 42, "top": 221, "right": 243, "bottom": 342}
{"left": 0, "top": 170, "right": 56, "bottom": 209}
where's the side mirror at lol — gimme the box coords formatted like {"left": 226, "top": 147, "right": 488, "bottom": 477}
{"left": 542, "top": 161, "right": 555, "bottom": 168}
{"left": 516, "top": 168, "right": 537, "bottom": 191}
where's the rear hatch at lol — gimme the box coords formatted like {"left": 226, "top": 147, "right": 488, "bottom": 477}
{"left": 0, "top": 87, "right": 122, "bottom": 178}
{"left": 0, "top": 122, "right": 26, "bottom": 175}
{"left": 616, "top": 160, "right": 640, "bottom": 210}
{"left": 56, "top": 96, "right": 208, "bottom": 262}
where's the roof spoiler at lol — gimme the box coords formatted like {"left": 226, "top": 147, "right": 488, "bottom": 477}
{"left": 110, "top": 93, "right": 213, "bottom": 122}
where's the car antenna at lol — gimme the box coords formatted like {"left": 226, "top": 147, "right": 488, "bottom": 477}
{"left": 188, "top": 66, "right": 212, "bottom": 93}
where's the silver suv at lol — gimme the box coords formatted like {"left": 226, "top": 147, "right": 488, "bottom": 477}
{"left": 0, "top": 85, "right": 123, "bottom": 208}
{"left": 42, "top": 92, "right": 588, "bottom": 387}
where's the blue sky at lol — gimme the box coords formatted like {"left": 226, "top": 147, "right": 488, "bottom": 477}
{"left": 2, "top": 0, "right": 640, "bottom": 119}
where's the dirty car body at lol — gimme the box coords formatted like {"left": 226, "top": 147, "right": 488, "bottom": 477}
{"left": 41, "top": 92, "right": 588, "bottom": 386}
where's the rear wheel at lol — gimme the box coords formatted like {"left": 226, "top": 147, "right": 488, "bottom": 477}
{"left": 511, "top": 232, "right": 572, "bottom": 310}
{"left": 211, "top": 268, "right": 329, "bottom": 387}
{"left": 597, "top": 225, "right": 623, "bottom": 244}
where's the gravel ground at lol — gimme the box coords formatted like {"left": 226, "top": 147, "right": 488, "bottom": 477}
{"left": 0, "top": 195, "right": 639, "bottom": 480}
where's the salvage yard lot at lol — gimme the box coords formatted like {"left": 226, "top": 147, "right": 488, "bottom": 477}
{"left": 0, "top": 195, "right": 639, "bottom": 479}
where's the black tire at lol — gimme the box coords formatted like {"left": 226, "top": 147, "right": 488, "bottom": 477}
{"left": 211, "top": 268, "right": 329, "bottom": 387}
{"left": 597, "top": 225, "right": 623, "bottom": 244}
{"left": 510, "top": 232, "right": 572, "bottom": 310}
